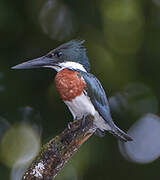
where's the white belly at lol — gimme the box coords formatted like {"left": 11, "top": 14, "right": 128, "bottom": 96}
{"left": 64, "top": 93, "right": 111, "bottom": 131}
{"left": 65, "top": 93, "right": 95, "bottom": 119}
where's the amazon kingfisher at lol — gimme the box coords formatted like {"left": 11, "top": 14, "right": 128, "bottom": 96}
{"left": 12, "top": 40, "right": 132, "bottom": 142}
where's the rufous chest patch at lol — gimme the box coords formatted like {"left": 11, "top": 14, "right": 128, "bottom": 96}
{"left": 54, "top": 69, "right": 86, "bottom": 101}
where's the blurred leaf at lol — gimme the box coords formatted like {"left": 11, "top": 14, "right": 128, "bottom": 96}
{"left": 39, "top": 0, "right": 75, "bottom": 41}
{"left": 109, "top": 83, "right": 158, "bottom": 118}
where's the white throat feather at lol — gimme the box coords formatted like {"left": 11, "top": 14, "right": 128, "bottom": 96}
{"left": 44, "top": 61, "right": 87, "bottom": 72}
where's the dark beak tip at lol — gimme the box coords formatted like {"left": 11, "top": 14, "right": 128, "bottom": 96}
{"left": 11, "top": 62, "right": 33, "bottom": 70}
{"left": 11, "top": 66, "right": 17, "bottom": 70}
{"left": 11, "top": 65, "right": 21, "bottom": 70}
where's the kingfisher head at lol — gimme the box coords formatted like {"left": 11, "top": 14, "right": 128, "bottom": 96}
{"left": 12, "top": 40, "right": 90, "bottom": 72}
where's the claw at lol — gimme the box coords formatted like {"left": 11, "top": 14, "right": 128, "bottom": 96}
{"left": 81, "top": 114, "right": 88, "bottom": 128}
{"left": 68, "top": 122, "right": 72, "bottom": 129}
{"left": 74, "top": 116, "right": 78, "bottom": 121}
{"left": 94, "top": 129, "right": 106, "bottom": 137}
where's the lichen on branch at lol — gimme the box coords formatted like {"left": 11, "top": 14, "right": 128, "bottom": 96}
{"left": 21, "top": 116, "right": 96, "bottom": 180}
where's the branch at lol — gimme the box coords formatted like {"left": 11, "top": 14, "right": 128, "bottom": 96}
{"left": 22, "top": 116, "right": 96, "bottom": 180}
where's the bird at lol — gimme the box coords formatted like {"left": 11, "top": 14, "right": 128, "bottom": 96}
{"left": 12, "top": 40, "right": 132, "bottom": 142}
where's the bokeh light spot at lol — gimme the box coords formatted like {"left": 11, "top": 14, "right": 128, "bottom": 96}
{"left": 0, "top": 123, "right": 41, "bottom": 167}
{"left": 101, "top": 0, "right": 144, "bottom": 54}
{"left": 119, "top": 113, "right": 160, "bottom": 163}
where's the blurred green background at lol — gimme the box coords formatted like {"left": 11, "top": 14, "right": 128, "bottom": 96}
{"left": 1, "top": 0, "right": 160, "bottom": 179}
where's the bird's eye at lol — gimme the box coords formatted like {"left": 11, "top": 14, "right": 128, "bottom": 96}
{"left": 54, "top": 52, "right": 62, "bottom": 58}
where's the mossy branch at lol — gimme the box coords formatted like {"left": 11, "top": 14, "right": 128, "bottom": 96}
{"left": 21, "top": 116, "right": 96, "bottom": 180}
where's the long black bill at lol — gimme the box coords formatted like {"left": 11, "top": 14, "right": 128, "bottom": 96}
{"left": 11, "top": 56, "right": 55, "bottom": 70}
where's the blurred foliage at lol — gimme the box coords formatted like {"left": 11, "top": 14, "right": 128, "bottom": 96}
{"left": 1, "top": 0, "right": 160, "bottom": 179}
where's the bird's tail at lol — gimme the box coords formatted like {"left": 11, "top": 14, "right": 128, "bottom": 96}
{"left": 108, "top": 125, "right": 133, "bottom": 142}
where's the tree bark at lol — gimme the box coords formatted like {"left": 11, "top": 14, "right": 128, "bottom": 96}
{"left": 21, "top": 116, "right": 96, "bottom": 180}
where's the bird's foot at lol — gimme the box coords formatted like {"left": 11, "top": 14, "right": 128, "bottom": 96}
{"left": 94, "top": 129, "right": 106, "bottom": 137}
{"left": 68, "top": 116, "right": 81, "bottom": 129}
{"left": 67, "top": 122, "right": 72, "bottom": 129}
{"left": 68, "top": 115, "right": 90, "bottom": 129}
{"left": 81, "top": 114, "right": 88, "bottom": 128}
{"left": 73, "top": 116, "right": 78, "bottom": 121}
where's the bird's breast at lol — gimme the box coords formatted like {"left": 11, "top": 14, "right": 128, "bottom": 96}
{"left": 54, "top": 68, "right": 86, "bottom": 101}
